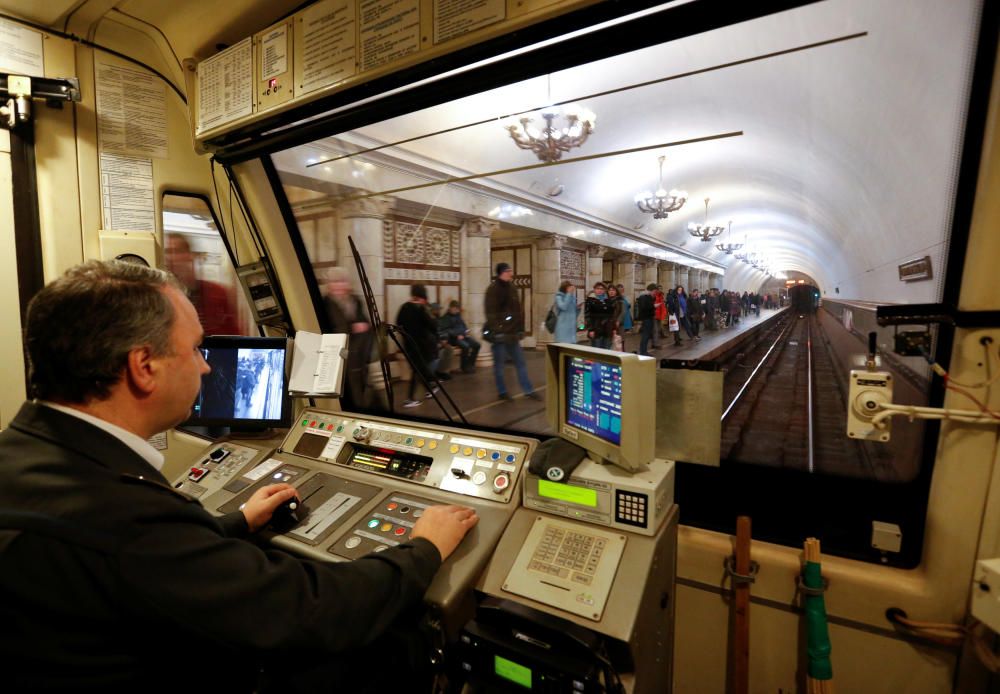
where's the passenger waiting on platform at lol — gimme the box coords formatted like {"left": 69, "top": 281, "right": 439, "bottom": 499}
{"left": 484, "top": 263, "right": 538, "bottom": 401}
{"left": 396, "top": 284, "right": 440, "bottom": 408}
{"left": 585, "top": 282, "right": 615, "bottom": 350}
{"left": 439, "top": 300, "right": 480, "bottom": 374}
{"left": 553, "top": 281, "right": 580, "bottom": 344}
{"left": 164, "top": 233, "right": 240, "bottom": 336}
{"left": 653, "top": 284, "right": 667, "bottom": 342}
{"left": 675, "top": 285, "right": 695, "bottom": 340}
{"left": 428, "top": 303, "right": 454, "bottom": 381}
{"left": 607, "top": 285, "right": 625, "bottom": 350}
{"left": 729, "top": 291, "right": 742, "bottom": 326}
{"left": 688, "top": 289, "right": 705, "bottom": 339}
{"left": 705, "top": 288, "right": 720, "bottom": 331}
{"left": 665, "top": 288, "right": 683, "bottom": 346}
{"left": 617, "top": 284, "right": 633, "bottom": 334}
{"left": 634, "top": 283, "right": 656, "bottom": 356}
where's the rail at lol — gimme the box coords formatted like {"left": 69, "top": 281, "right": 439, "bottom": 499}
{"left": 720, "top": 316, "right": 796, "bottom": 422}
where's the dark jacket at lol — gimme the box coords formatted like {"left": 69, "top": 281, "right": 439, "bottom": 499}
{"left": 0, "top": 403, "right": 440, "bottom": 692}
{"left": 688, "top": 295, "right": 705, "bottom": 321}
{"left": 634, "top": 292, "right": 655, "bottom": 321}
{"left": 438, "top": 312, "right": 469, "bottom": 343}
{"left": 584, "top": 294, "right": 615, "bottom": 338}
{"left": 484, "top": 279, "right": 524, "bottom": 340}
{"left": 396, "top": 301, "right": 439, "bottom": 361}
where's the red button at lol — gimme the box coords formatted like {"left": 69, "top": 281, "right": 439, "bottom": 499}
{"left": 394, "top": 527, "right": 406, "bottom": 536}
{"left": 310, "top": 421, "right": 317, "bottom": 427}
{"left": 386, "top": 502, "right": 398, "bottom": 511}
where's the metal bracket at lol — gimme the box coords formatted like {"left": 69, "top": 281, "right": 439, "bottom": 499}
{"left": 876, "top": 303, "right": 1000, "bottom": 329}
{"left": 724, "top": 556, "right": 760, "bottom": 585}
{"left": 796, "top": 574, "right": 830, "bottom": 597}
{"left": 0, "top": 74, "right": 82, "bottom": 129}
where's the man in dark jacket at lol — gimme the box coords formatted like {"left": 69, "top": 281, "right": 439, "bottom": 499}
{"left": 483, "top": 263, "right": 537, "bottom": 401}
{"left": 395, "top": 284, "right": 440, "bottom": 407}
{"left": 634, "top": 283, "right": 656, "bottom": 356}
{"left": 0, "top": 261, "right": 477, "bottom": 692}
{"left": 584, "top": 282, "right": 615, "bottom": 350}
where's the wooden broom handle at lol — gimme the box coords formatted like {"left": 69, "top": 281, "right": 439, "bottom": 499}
{"left": 733, "top": 515, "right": 751, "bottom": 694}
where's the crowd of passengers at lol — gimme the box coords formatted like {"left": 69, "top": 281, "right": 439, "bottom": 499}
{"left": 325, "top": 263, "right": 782, "bottom": 406}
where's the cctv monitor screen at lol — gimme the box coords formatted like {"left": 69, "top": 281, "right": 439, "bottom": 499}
{"left": 564, "top": 356, "right": 623, "bottom": 445}
{"left": 186, "top": 336, "right": 292, "bottom": 429}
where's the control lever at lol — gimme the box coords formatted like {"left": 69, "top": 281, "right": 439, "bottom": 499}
{"left": 270, "top": 496, "right": 302, "bottom": 532}
{"left": 451, "top": 467, "right": 469, "bottom": 479}
{"left": 866, "top": 331, "right": 878, "bottom": 370}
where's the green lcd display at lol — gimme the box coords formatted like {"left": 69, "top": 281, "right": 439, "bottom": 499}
{"left": 495, "top": 655, "right": 532, "bottom": 688}
{"left": 537, "top": 479, "right": 598, "bottom": 508}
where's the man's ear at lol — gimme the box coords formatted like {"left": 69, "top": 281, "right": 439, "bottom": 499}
{"left": 125, "top": 346, "right": 157, "bottom": 395}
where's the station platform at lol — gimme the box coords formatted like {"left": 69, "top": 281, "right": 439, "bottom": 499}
{"left": 390, "top": 307, "right": 789, "bottom": 433}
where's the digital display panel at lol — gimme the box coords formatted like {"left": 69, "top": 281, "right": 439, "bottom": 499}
{"left": 495, "top": 655, "right": 532, "bottom": 689}
{"left": 564, "top": 356, "right": 622, "bottom": 445}
{"left": 537, "top": 479, "right": 598, "bottom": 508}
{"left": 187, "top": 337, "right": 290, "bottom": 427}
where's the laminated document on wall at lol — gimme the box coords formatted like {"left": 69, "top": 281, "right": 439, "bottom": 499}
{"left": 289, "top": 331, "right": 349, "bottom": 396}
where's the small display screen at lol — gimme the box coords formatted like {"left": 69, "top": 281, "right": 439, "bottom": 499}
{"left": 538, "top": 479, "right": 598, "bottom": 508}
{"left": 564, "top": 355, "right": 623, "bottom": 445}
{"left": 495, "top": 655, "right": 532, "bottom": 689}
{"left": 187, "top": 337, "right": 290, "bottom": 427}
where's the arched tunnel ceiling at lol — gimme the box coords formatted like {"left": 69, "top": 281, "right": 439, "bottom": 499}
{"left": 269, "top": 0, "right": 982, "bottom": 300}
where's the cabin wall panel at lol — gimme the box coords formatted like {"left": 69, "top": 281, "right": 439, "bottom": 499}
{"left": 0, "top": 129, "right": 27, "bottom": 428}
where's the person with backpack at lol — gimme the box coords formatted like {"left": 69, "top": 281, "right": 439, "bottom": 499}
{"left": 552, "top": 280, "right": 579, "bottom": 344}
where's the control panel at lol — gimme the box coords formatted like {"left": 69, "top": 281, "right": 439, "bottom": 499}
{"left": 522, "top": 458, "right": 674, "bottom": 537}
{"left": 174, "top": 442, "right": 270, "bottom": 500}
{"left": 330, "top": 493, "right": 438, "bottom": 560}
{"left": 280, "top": 409, "right": 529, "bottom": 504}
{"left": 502, "top": 517, "right": 626, "bottom": 622}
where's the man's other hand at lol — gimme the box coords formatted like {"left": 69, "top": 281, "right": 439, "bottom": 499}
{"left": 241, "top": 484, "right": 299, "bottom": 532}
{"left": 410, "top": 505, "right": 478, "bottom": 561}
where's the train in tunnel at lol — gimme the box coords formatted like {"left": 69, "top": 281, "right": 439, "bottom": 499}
{"left": 0, "top": 0, "right": 998, "bottom": 692}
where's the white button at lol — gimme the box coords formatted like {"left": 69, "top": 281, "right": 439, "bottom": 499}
{"left": 345, "top": 536, "right": 361, "bottom": 549}
{"left": 472, "top": 471, "right": 487, "bottom": 485}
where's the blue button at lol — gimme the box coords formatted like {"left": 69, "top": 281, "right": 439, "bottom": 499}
{"left": 491, "top": 452, "right": 500, "bottom": 460}
{"left": 505, "top": 454, "right": 516, "bottom": 463}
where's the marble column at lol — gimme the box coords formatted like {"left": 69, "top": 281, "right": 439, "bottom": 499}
{"left": 643, "top": 261, "right": 658, "bottom": 290}
{"left": 460, "top": 217, "right": 498, "bottom": 367}
{"left": 674, "top": 265, "right": 690, "bottom": 291}
{"left": 337, "top": 196, "right": 391, "bottom": 321}
{"left": 614, "top": 253, "right": 638, "bottom": 297}
{"left": 658, "top": 262, "right": 676, "bottom": 290}
{"left": 587, "top": 245, "right": 608, "bottom": 293}
{"left": 535, "top": 235, "right": 566, "bottom": 348}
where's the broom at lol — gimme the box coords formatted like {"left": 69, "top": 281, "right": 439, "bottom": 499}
{"left": 804, "top": 537, "right": 834, "bottom": 694}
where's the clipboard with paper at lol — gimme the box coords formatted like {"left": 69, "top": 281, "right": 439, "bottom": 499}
{"left": 288, "top": 332, "right": 349, "bottom": 397}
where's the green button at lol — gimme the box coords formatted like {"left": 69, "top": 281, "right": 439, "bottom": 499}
{"left": 301, "top": 419, "right": 308, "bottom": 426}
{"left": 405, "top": 437, "right": 413, "bottom": 445}
{"left": 336, "top": 425, "right": 344, "bottom": 433}
{"left": 367, "top": 519, "right": 379, "bottom": 529}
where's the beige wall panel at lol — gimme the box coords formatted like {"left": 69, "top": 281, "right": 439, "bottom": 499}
{"left": 675, "top": 584, "right": 954, "bottom": 694}
{"left": 36, "top": 33, "right": 84, "bottom": 280}
{"left": 0, "top": 131, "right": 27, "bottom": 428}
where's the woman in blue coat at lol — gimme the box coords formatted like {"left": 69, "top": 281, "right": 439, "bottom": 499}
{"left": 617, "top": 284, "right": 634, "bottom": 333}
{"left": 554, "top": 280, "right": 580, "bottom": 344}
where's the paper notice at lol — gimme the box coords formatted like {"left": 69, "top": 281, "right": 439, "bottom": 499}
{"left": 297, "top": 0, "right": 358, "bottom": 93}
{"left": 260, "top": 24, "right": 288, "bottom": 81}
{"left": 147, "top": 432, "right": 168, "bottom": 451}
{"left": 197, "top": 38, "right": 253, "bottom": 133}
{"left": 0, "top": 18, "right": 43, "bottom": 75}
{"left": 96, "top": 59, "right": 168, "bottom": 159}
{"left": 433, "top": 0, "right": 505, "bottom": 44}
{"left": 359, "top": 0, "right": 420, "bottom": 72}
{"left": 99, "top": 153, "right": 155, "bottom": 231}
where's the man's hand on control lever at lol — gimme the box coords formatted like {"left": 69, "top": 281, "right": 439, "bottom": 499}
{"left": 410, "top": 505, "right": 479, "bottom": 561}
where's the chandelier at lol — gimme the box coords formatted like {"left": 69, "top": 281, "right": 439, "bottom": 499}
{"left": 634, "top": 156, "right": 687, "bottom": 219}
{"left": 688, "top": 197, "right": 725, "bottom": 242}
{"left": 715, "top": 221, "right": 743, "bottom": 254}
{"left": 506, "top": 104, "right": 596, "bottom": 162}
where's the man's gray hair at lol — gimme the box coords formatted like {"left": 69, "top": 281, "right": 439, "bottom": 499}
{"left": 25, "top": 260, "right": 186, "bottom": 403}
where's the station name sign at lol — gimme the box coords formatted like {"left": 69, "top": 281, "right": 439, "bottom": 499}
{"left": 897, "top": 256, "right": 932, "bottom": 282}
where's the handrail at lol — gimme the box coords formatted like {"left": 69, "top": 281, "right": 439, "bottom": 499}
{"left": 721, "top": 316, "right": 796, "bottom": 422}
{"left": 807, "top": 319, "right": 815, "bottom": 473}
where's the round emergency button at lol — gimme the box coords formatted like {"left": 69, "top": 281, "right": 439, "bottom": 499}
{"left": 493, "top": 473, "right": 510, "bottom": 494}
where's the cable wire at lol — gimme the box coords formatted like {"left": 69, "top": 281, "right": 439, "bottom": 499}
{"left": 0, "top": 12, "right": 187, "bottom": 104}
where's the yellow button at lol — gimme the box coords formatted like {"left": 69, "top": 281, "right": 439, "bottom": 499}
{"left": 450, "top": 444, "right": 459, "bottom": 454}
{"left": 477, "top": 448, "right": 486, "bottom": 458}
{"left": 463, "top": 447, "right": 473, "bottom": 456}
{"left": 416, "top": 439, "right": 425, "bottom": 447}
{"left": 380, "top": 523, "right": 393, "bottom": 533}
{"left": 428, "top": 441, "right": 438, "bottom": 450}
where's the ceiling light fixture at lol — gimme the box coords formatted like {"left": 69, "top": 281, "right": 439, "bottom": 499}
{"left": 715, "top": 221, "right": 743, "bottom": 254}
{"left": 506, "top": 102, "right": 595, "bottom": 162}
{"left": 688, "top": 197, "right": 725, "bottom": 242}
{"left": 635, "top": 156, "right": 687, "bottom": 220}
